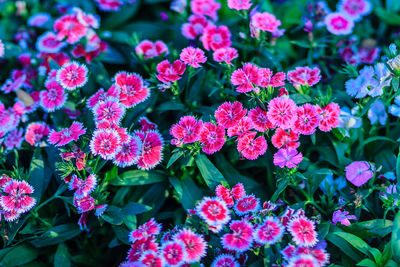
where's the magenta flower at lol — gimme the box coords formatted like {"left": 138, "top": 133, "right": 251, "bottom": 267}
{"left": 56, "top": 61, "right": 88, "bottom": 90}
{"left": 0, "top": 180, "right": 36, "bottom": 214}
{"left": 48, "top": 121, "right": 86, "bottom": 146}
{"left": 174, "top": 228, "right": 207, "bottom": 263}
{"left": 273, "top": 148, "right": 303, "bottom": 169}
{"left": 345, "top": 161, "right": 374, "bottom": 186}
{"left": 332, "top": 209, "right": 357, "bottom": 226}
{"left": 221, "top": 220, "right": 254, "bottom": 252}
{"left": 180, "top": 46, "right": 207, "bottom": 68}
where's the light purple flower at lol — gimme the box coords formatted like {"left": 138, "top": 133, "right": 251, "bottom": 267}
{"left": 345, "top": 66, "right": 376, "bottom": 98}
{"left": 273, "top": 148, "right": 303, "bottom": 169}
{"left": 368, "top": 99, "right": 387, "bottom": 125}
{"left": 345, "top": 161, "right": 374, "bottom": 186}
{"left": 332, "top": 210, "right": 357, "bottom": 226}
{"left": 389, "top": 96, "right": 400, "bottom": 117}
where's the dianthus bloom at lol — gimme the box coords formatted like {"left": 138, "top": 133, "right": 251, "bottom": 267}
{"left": 287, "top": 255, "right": 319, "bottom": 267}
{"left": 228, "top": 0, "right": 252, "bottom": 10}
{"left": 231, "top": 63, "right": 261, "bottom": 93}
{"left": 170, "top": 116, "right": 203, "bottom": 145}
{"left": 74, "top": 195, "right": 95, "bottom": 213}
{"left": 69, "top": 174, "right": 97, "bottom": 198}
{"left": 221, "top": 220, "right": 254, "bottom": 252}
{"left": 227, "top": 116, "right": 253, "bottom": 137}
{"left": 25, "top": 122, "right": 50, "bottom": 146}
{"left": 215, "top": 185, "right": 234, "bottom": 207}
{"left": 135, "top": 130, "right": 164, "bottom": 170}
{"left": 251, "top": 12, "right": 282, "bottom": 33}
{"left": 92, "top": 98, "right": 125, "bottom": 124}
{"left": 48, "top": 121, "right": 86, "bottom": 146}
{"left": 231, "top": 183, "right": 245, "bottom": 200}
{"left": 135, "top": 40, "right": 169, "bottom": 59}
{"left": 234, "top": 194, "right": 260, "bottom": 215}
{"left": 293, "top": 104, "right": 320, "bottom": 135}
{"left": 161, "top": 241, "right": 186, "bottom": 266}
{"left": 114, "top": 72, "right": 150, "bottom": 108}
{"left": 95, "top": 0, "right": 123, "bottom": 11}
{"left": 4, "top": 128, "right": 24, "bottom": 150}
{"left": 87, "top": 85, "right": 120, "bottom": 109}
{"left": 0, "top": 40, "right": 4, "bottom": 58}
{"left": 213, "top": 47, "right": 238, "bottom": 65}
{"left": 338, "top": 0, "right": 371, "bottom": 21}
{"left": 174, "top": 228, "right": 207, "bottom": 263}
{"left": 267, "top": 97, "right": 298, "bottom": 129}
{"left": 271, "top": 128, "right": 299, "bottom": 149}
{"left": 199, "top": 122, "right": 225, "bottom": 154}
{"left": 156, "top": 60, "right": 186, "bottom": 83}
{"left": 196, "top": 197, "right": 231, "bottom": 227}
{"left": 258, "top": 68, "right": 286, "bottom": 88}
{"left": 129, "top": 218, "right": 162, "bottom": 242}
{"left": 180, "top": 47, "right": 207, "bottom": 68}
{"left": 113, "top": 135, "right": 142, "bottom": 167}
{"left": 57, "top": 61, "right": 88, "bottom": 90}
{"left": 211, "top": 254, "right": 240, "bottom": 267}
{"left": 324, "top": 12, "right": 354, "bottom": 35}
{"left": 0, "top": 180, "right": 36, "bottom": 214}
{"left": 36, "top": 32, "right": 67, "bottom": 53}
{"left": 201, "top": 25, "right": 232, "bottom": 51}
{"left": 316, "top": 103, "right": 340, "bottom": 132}
{"left": 248, "top": 107, "right": 273, "bottom": 132}
{"left": 332, "top": 209, "right": 357, "bottom": 226}
{"left": 273, "top": 148, "right": 303, "bottom": 169}
{"left": 181, "top": 14, "right": 211, "bottom": 40}
{"left": 53, "top": 14, "right": 88, "bottom": 44}
{"left": 288, "top": 216, "right": 318, "bottom": 247}
{"left": 288, "top": 67, "right": 321, "bottom": 87}
{"left": 237, "top": 132, "right": 267, "bottom": 160}
{"left": 40, "top": 80, "right": 67, "bottom": 112}
{"left": 89, "top": 129, "right": 122, "bottom": 160}
{"left": 253, "top": 216, "right": 285, "bottom": 245}
{"left": 345, "top": 161, "right": 373, "bottom": 186}
{"left": 191, "top": 0, "right": 221, "bottom": 21}
{"left": 215, "top": 101, "right": 247, "bottom": 128}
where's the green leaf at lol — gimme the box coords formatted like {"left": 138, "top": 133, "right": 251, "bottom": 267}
{"left": 326, "top": 231, "right": 362, "bottom": 262}
{"left": 375, "top": 8, "right": 400, "bottom": 25}
{"left": 54, "top": 243, "right": 71, "bottom": 267}
{"left": 101, "top": 205, "right": 123, "bottom": 225}
{"left": 1, "top": 245, "right": 38, "bottom": 266}
{"left": 167, "top": 151, "right": 184, "bottom": 168}
{"left": 30, "top": 224, "right": 81, "bottom": 247}
{"left": 29, "top": 149, "right": 45, "bottom": 202}
{"left": 271, "top": 179, "right": 289, "bottom": 202}
{"left": 392, "top": 211, "right": 400, "bottom": 263}
{"left": 356, "top": 259, "right": 377, "bottom": 267}
{"left": 346, "top": 219, "right": 393, "bottom": 238}
{"left": 169, "top": 177, "right": 202, "bottom": 210}
{"left": 110, "top": 170, "right": 166, "bottom": 186}
{"left": 195, "top": 154, "right": 227, "bottom": 190}
{"left": 334, "top": 232, "right": 371, "bottom": 256}
{"left": 158, "top": 102, "right": 186, "bottom": 113}
{"left": 122, "top": 202, "right": 152, "bottom": 216}
{"left": 290, "top": 93, "right": 312, "bottom": 104}
{"left": 102, "top": 4, "right": 140, "bottom": 30}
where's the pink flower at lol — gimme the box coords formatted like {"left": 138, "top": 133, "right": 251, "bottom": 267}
{"left": 228, "top": 0, "right": 252, "bottom": 10}
{"left": 53, "top": 14, "right": 87, "bottom": 44}
{"left": 221, "top": 220, "right": 254, "bottom": 252}
{"left": 253, "top": 216, "right": 284, "bottom": 245}
{"left": 114, "top": 72, "right": 150, "bottom": 108}
{"left": 96, "top": 121, "right": 130, "bottom": 143}
{"left": 89, "top": 129, "right": 122, "bottom": 160}
{"left": 71, "top": 33, "right": 108, "bottom": 63}
{"left": 345, "top": 161, "right": 373, "bottom": 186}
{"left": 248, "top": 107, "right": 274, "bottom": 132}
{"left": 36, "top": 32, "right": 66, "bottom": 53}
{"left": 287, "top": 255, "right": 319, "bottom": 267}
{"left": 273, "top": 148, "right": 303, "bottom": 169}
{"left": 258, "top": 69, "right": 286, "bottom": 88}
{"left": 87, "top": 85, "right": 120, "bottom": 109}
{"left": 215, "top": 101, "right": 247, "bottom": 129}
{"left": 180, "top": 47, "right": 207, "bottom": 68}
{"left": 191, "top": 0, "right": 221, "bottom": 21}
{"left": 113, "top": 135, "right": 142, "bottom": 167}
{"left": 174, "top": 228, "right": 207, "bottom": 263}
{"left": 293, "top": 104, "right": 320, "bottom": 135}
{"left": 237, "top": 132, "right": 267, "bottom": 160}
{"left": 332, "top": 209, "right": 357, "bottom": 226}
{"left": 95, "top": 0, "right": 123, "bottom": 11}
{"left": 234, "top": 194, "right": 260, "bottom": 215}
{"left": 201, "top": 25, "right": 232, "bottom": 51}
{"left": 134, "top": 130, "right": 164, "bottom": 170}
{"left": 251, "top": 12, "right": 282, "bottom": 33}
{"left": 2, "top": 209, "right": 21, "bottom": 222}
{"left": 0, "top": 180, "right": 36, "bottom": 214}
{"left": 156, "top": 60, "right": 186, "bottom": 83}
{"left": 92, "top": 98, "right": 125, "bottom": 124}
{"left": 57, "top": 61, "right": 88, "bottom": 90}
{"left": 295, "top": 247, "right": 330, "bottom": 267}
{"left": 135, "top": 40, "right": 169, "bottom": 59}
{"left": 4, "top": 128, "right": 24, "bottom": 150}
{"left": 211, "top": 254, "right": 240, "bottom": 267}
{"left": 40, "top": 80, "right": 67, "bottom": 112}
{"left": 170, "top": 116, "right": 203, "bottom": 145}
{"left": 138, "top": 117, "right": 158, "bottom": 133}
{"left": 48, "top": 121, "right": 86, "bottom": 146}
{"left": 231, "top": 63, "right": 261, "bottom": 93}
{"left": 271, "top": 128, "right": 299, "bottom": 149}
{"left": 338, "top": 0, "right": 371, "bottom": 21}
{"left": 231, "top": 183, "right": 245, "bottom": 200}
{"left": 127, "top": 237, "right": 159, "bottom": 262}
{"left": 288, "top": 66, "right": 321, "bottom": 87}
{"left": 316, "top": 103, "right": 340, "bottom": 132}
{"left": 227, "top": 116, "right": 253, "bottom": 137}
{"left": 161, "top": 241, "right": 186, "bottom": 266}
{"left": 196, "top": 196, "right": 231, "bottom": 226}
{"left": 129, "top": 218, "right": 162, "bottom": 242}
{"left": 267, "top": 97, "right": 298, "bottom": 129}
{"left": 0, "top": 40, "right": 4, "bottom": 58}
{"left": 324, "top": 12, "right": 354, "bottom": 35}
{"left": 288, "top": 216, "right": 318, "bottom": 247}
{"left": 199, "top": 122, "right": 225, "bottom": 154}
{"left": 215, "top": 184, "right": 234, "bottom": 207}
{"left": 139, "top": 251, "right": 164, "bottom": 266}
{"left": 74, "top": 195, "right": 95, "bottom": 213}
{"left": 25, "top": 122, "right": 50, "bottom": 146}
{"left": 181, "top": 15, "right": 212, "bottom": 40}
{"left": 69, "top": 174, "right": 97, "bottom": 198}
{"left": 213, "top": 47, "right": 238, "bottom": 65}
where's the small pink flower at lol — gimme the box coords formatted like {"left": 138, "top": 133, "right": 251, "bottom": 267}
{"left": 0, "top": 40, "right": 4, "bottom": 58}
{"left": 234, "top": 194, "right": 260, "bottom": 215}
{"left": 345, "top": 161, "right": 373, "bottom": 186}
{"left": 227, "top": 116, "right": 254, "bottom": 137}
{"left": 267, "top": 97, "right": 298, "bottom": 129}
{"left": 36, "top": 32, "right": 66, "bottom": 53}
{"left": 95, "top": 0, "right": 123, "bottom": 11}
{"left": 191, "top": 0, "right": 221, "bottom": 21}
{"left": 211, "top": 254, "right": 240, "bottom": 267}
{"left": 288, "top": 66, "right": 321, "bottom": 87}
{"left": 248, "top": 107, "right": 274, "bottom": 132}
{"left": 4, "top": 128, "right": 24, "bottom": 150}
{"left": 113, "top": 135, "right": 142, "bottom": 167}
{"left": 2, "top": 209, "right": 21, "bottom": 222}
{"left": 221, "top": 220, "right": 254, "bottom": 252}
{"left": 25, "top": 122, "right": 50, "bottom": 146}
{"left": 53, "top": 14, "right": 88, "bottom": 44}
{"left": 156, "top": 60, "right": 186, "bottom": 83}
{"left": 139, "top": 251, "right": 164, "bottom": 266}
{"left": 215, "top": 184, "right": 234, "bottom": 207}
{"left": 199, "top": 122, "right": 225, "bottom": 154}
{"left": 114, "top": 72, "right": 149, "bottom": 108}
{"left": 96, "top": 121, "right": 130, "bottom": 143}
{"left": 257, "top": 68, "right": 286, "bottom": 88}
{"left": 40, "top": 80, "right": 67, "bottom": 112}
{"left": 161, "top": 241, "right": 186, "bottom": 266}
{"left": 213, "top": 47, "right": 238, "bottom": 65}
{"left": 73, "top": 195, "right": 95, "bottom": 213}
{"left": 228, "top": 0, "right": 252, "bottom": 10}
{"left": 138, "top": 117, "right": 158, "bottom": 133}
{"left": 287, "top": 255, "right": 319, "bottom": 267}
{"left": 231, "top": 63, "right": 261, "bottom": 93}
{"left": 129, "top": 218, "right": 162, "bottom": 242}
{"left": 48, "top": 121, "right": 86, "bottom": 146}
{"left": 254, "top": 216, "right": 284, "bottom": 245}
{"left": 273, "top": 148, "right": 303, "bottom": 169}
{"left": 293, "top": 104, "right": 320, "bottom": 135}
{"left": 71, "top": 33, "right": 108, "bottom": 63}
{"left": 339, "top": 0, "right": 371, "bottom": 21}
{"left": 134, "top": 130, "right": 164, "bottom": 170}
{"left": 201, "top": 25, "right": 232, "bottom": 51}
{"left": 324, "top": 12, "right": 354, "bottom": 35}
{"left": 174, "top": 228, "right": 207, "bottom": 263}
{"left": 69, "top": 174, "right": 97, "bottom": 198}
{"left": 251, "top": 12, "right": 282, "bottom": 33}
{"left": 215, "top": 101, "right": 247, "bottom": 129}
{"left": 170, "top": 116, "right": 203, "bottom": 145}
{"left": 271, "top": 128, "right": 299, "bottom": 149}
{"left": 0, "top": 180, "right": 36, "bottom": 214}
{"left": 288, "top": 216, "right": 318, "bottom": 247}
{"left": 182, "top": 15, "right": 212, "bottom": 40}
{"left": 89, "top": 129, "right": 122, "bottom": 160}
{"left": 237, "top": 131, "right": 267, "bottom": 160}
{"left": 57, "top": 61, "right": 88, "bottom": 90}
{"left": 231, "top": 183, "right": 245, "bottom": 200}
{"left": 135, "top": 40, "right": 169, "bottom": 59}
{"left": 127, "top": 237, "right": 159, "bottom": 262}
{"left": 92, "top": 98, "right": 125, "bottom": 124}
{"left": 87, "top": 85, "right": 120, "bottom": 109}
{"left": 180, "top": 47, "right": 207, "bottom": 68}
{"left": 316, "top": 103, "right": 340, "bottom": 132}
{"left": 196, "top": 196, "right": 231, "bottom": 226}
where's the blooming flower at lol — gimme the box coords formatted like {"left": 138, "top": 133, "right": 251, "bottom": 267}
{"left": 135, "top": 40, "right": 169, "bottom": 59}
{"left": 271, "top": 128, "right": 299, "bottom": 149}
{"left": 267, "top": 97, "right": 298, "bottom": 129}
{"left": 40, "top": 80, "right": 67, "bottom": 112}
{"left": 25, "top": 122, "right": 50, "bottom": 146}
{"left": 28, "top": 12, "right": 51, "bottom": 27}
{"left": 95, "top": 0, "right": 123, "bottom": 11}
{"left": 215, "top": 184, "right": 234, "bottom": 207}
{"left": 227, "top": 116, "right": 253, "bottom": 137}
{"left": 161, "top": 241, "right": 186, "bottom": 266}
{"left": 156, "top": 60, "right": 186, "bottom": 83}
{"left": 87, "top": 85, "right": 120, "bottom": 109}
{"left": 92, "top": 98, "right": 126, "bottom": 124}
{"left": 237, "top": 131, "right": 267, "bottom": 160}
{"left": 253, "top": 216, "right": 285, "bottom": 245}
{"left": 74, "top": 195, "right": 95, "bottom": 213}
{"left": 211, "top": 254, "right": 240, "bottom": 267}
{"left": 53, "top": 14, "right": 88, "bottom": 44}
{"left": 114, "top": 72, "right": 150, "bottom": 108}
{"left": 199, "top": 122, "right": 225, "bottom": 154}
{"left": 4, "top": 128, "right": 24, "bottom": 150}
{"left": 258, "top": 68, "right": 286, "bottom": 88}
{"left": 127, "top": 236, "right": 159, "bottom": 262}
{"left": 170, "top": 116, "right": 203, "bottom": 145}
{"left": 287, "top": 255, "right": 319, "bottom": 267}
{"left": 36, "top": 32, "right": 66, "bottom": 53}
{"left": 196, "top": 196, "right": 231, "bottom": 227}
{"left": 213, "top": 47, "right": 238, "bottom": 65}
{"left": 251, "top": 12, "right": 282, "bottom": 33}
{"left": 129, "top": 218, "right": 162, "bottom": 242}
{"left": 368, "top": 99, "right": 387, "bottom": 125}
{"left": 287, "top": 66, "right": 321, "bottom": 87}
{"left": 221, "top": 220, "right": 254, "bottom": 252}
{"left": 316, "top": 103, "right": 340, "bottom": 132}
{"left": 338, "top": 106, "right": 362, "bottom": 135}
{"left": 180, "top": 47, "right": 207, "bottom": 68}
{"left": 181, "top": 14, "right": 211, "bottom": 40}
{"left": 0, "top": 180, "right": 36, "bottom": 214}
{"left": 293, "top": 104, "right": 320, "bottom": 135}
{"left": 389, "top": 96, "right": 400, "bottom": 117}
{"left": 324, "top": 12, "right": 354, "bottom": 35}
{"left": 345, "top": 161, "right": 373, "bottom": 186}
{"left": 57, "top": 61, "right": 88, "bottom": 90}
{"left": 273, "top": 148, "right": 303, "bottom": 169}
{"left": 332, "top": 209, "right": 357, "bottom": 226}
{"left": 248, "top": 107, "right": 273, "bottom": 132}
{"left": 288, "top": 216, "right": 318, "bottom": 247}
{"left": 71, "top": 33, "right": 108, "bottom": 63}
{"left": 48, "top": 121, "right": 86, "bottom": 146}
{"left": 231, "top": 63, "right": 261, "bottom": 93}
{"left": 231, "top": 183, "right": 246, "bottom": 200}
{"left": 234, "top": 194, "right": 260, "bottom": 215}
{"left": 134, "top": 130, "right": 164, "bottom": 170}
{"left": 174, "top": 228, "right": 207, "bottom": 263}
{"left": 228, "top": 0, "right": 252, "bottom": 10}
{"left": 69, "top": 174, "right": 97, "bottom": 198}
{"left": 113, "top": 135, "right": 142, "bottom": 167}
{"left": 139, "top": 117, "right": 158, "bottom": 133}
{"left": 215, "top": 101, "right": 247, "bottom": 129}
{"left": 191, "top": 0, "right": 221, "bottom": 21}
{"left": 201, "top": 25, "right": 232, "bottom": 51}
{"left": 338, "top": 0, "right": 371, "bottom": 21}
{"left": 89, "top": 129, "right": 122, "bottom": 160}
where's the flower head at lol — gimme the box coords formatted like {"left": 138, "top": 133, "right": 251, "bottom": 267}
{"left": 199, "top": 122, "right": 225, "bottom": 154}
{"left": 293, "top": 104, "right": 320, "bottom": 135}
{"left": 129, "top": 218, "right": 162, "bottom": 242}
{"left": 0, "top": 180, "right": 36, "bottom": 214}
{"left": 48, "top": 121, "right": 86, "bottom": 146}
{"left": 180, "top": 47, "right": 207, "bottom": 68}
{"left": 174, "top": 228, "right": 207, "bottom": 263}
{"left": 332, "top": 209, "right": 357, "bottom": 226}
{"left": 251, "top": 12, "right": 281, "bottom": 33}
{"left": 40, "top": 80, "right": 67, "bottom": 112}
{"left": 89, "top": 129, "right": 122, "bottom": 160}
{"left": 316, "top": 103, "right": 340, "bottom": 132}
{"left": 267, "top": 97, "right": 298, "bottom": 129}
{"left": 228, "top": 0, "right": 252, "bottom": 10}
{"left": 345, "top": 161, "right": 373, "bottom": 186}
{"left": 211, "top": 254, "right": 240, "bottom": 267}
{"left": 57, "top": 61, "right": 88, "bottom": 90}
{"left": 161, "top": 241, "right": 186, "bottom": 266}
{"left": 114, "top": 72, "right": 150, "bottom": 108}
{"left": 273, "top": 148, "right": 303, "bottom": 169}
{"left": 92, "top": 98, "right": 126, "bottom": 124}
{"left": 196, "top": 196, "right": 231, "bottom": 227}
{"left": 156, "top": 60, "right": 186, "bottom": 83}
{"left": 231, "top": 63, "right": 261, "bottom": 93}
{"left": 113, "top": 135, "right": 142, "bottom": 167}
{"left": 237, "top": 132, "right": 267, "bottom": 160}
{"left": 288, "top": 67, "right": 321, "bottom": 87}
{"left": 69, "top": 174, "right": 97, "bottom": 198}
{"left": 213, "top": 47, "right": 238, "bottom": 65}
{"left": 324, "top": 12, "right": 354, "bottom": 35}
{"left": 191, "top": 0, "right": 221, "bottom": 21}
{"left": 234, "top": 194, "right": 260, "bottom": 215}
{"left": 170, "top": 116, "right": 203, "bottom": 145}
{"left": 135, "top": 40, "right": 169, "bottom": 59}
{"left": 253, "top": 216, "right": 284, "bottom": 245}
{"left": 201, "top": 25, "right": 232, "bottom": 51}
{"left": 36, "top": 32, "right": 66, "bottom": 53}
{"left": 271, "top": 128, "right": 299, "bottom": 149}
{"left": 338, "top": 0, "right": 371, "bottom": 21}
{"left": 215, "top": 101, "right": 247, "bottom": 129}
{"left": 135, "top": 130, "right": 164, "bottom": 170}
{"left": 221, "top": 220, "right": 254, "bottom": 252}
{"left": 25, "top": 122, "right": 50, "bottom": 146}
{"left": 288, "top": 216, "right": 318, "bottom": 247}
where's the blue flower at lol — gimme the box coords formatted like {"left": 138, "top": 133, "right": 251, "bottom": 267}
{"left": 368, "top": 99, "right": 387, "bottom": 125}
